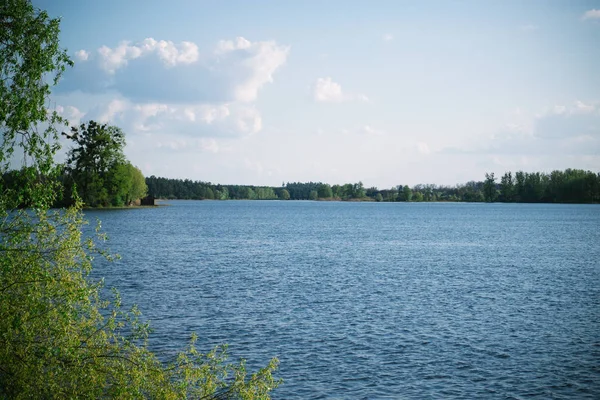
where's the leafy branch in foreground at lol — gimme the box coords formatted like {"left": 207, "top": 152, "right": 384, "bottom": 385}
{"left": 0, "top": 203, "right": 280, "bottom": 398}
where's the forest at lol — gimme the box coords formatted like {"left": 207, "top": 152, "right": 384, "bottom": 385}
{"left": 146, "top": 169, "right": 600, "bottom": 204}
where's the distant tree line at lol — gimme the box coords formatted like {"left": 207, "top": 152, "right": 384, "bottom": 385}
{"left": 483, "top": 169, "right": 600, "bottom": 203}
{"left": 145, "top": 168, "right": 600, "bottom": 204}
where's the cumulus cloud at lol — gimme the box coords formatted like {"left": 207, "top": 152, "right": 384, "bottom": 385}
{"left": 75, "top": 50, "right": 89, "bottom": 61}
{"left": 440, "top": 100, "right": 600, "bottom": 157}
{"left": 535, "top": 101, "right": 598, "bottom": 139}
{"left": 582, "top": 9, "right": 600, "bottom": 20}
{"left": 56, "top": 105, "right": 85, "bottom": 125}
{"left": 314, "top": 77, "right": 343, "bottom": 102}
{"left": 55, "top": 36, "right": 289, "bottom": 144}
{"left": 313, "top": 77, "right": 369, "bottom": 103}
{"left": 58, "top": 36, "right": 288, "bottom": 105}
{"left": 96, "top": 38, "right": 199, "bottom": 73}
{"left": 359, "top": 125, "right": 385, "bottom": 136}
{"left": 213, "top": 37, "right": 289, "bottom": 102}
{"left": 156, "top": 137, "right": 220, "bottom": 153}
{"left": 416, "top": 142, "right": 431, "bottom": 155}
{"left": 80, "top": 97, "right": 262, "bottom": 139}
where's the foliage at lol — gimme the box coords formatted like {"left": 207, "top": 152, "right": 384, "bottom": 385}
{"left": 483, "top": 172, "right": 498, "bottom": 202}
{"left": 278, "top": 188, "right": 290, "bottom": 200}
{"left": 0, "top": 0, "right": 73, "bottom": 174}
{"left": 63, "top": 121, "right": 147, "bottom": 207}
{"left": 145, "top": 169, "right": 600, "bottom": 204}
{"left": 317, "top": 184, "right": 333, "bottom": 199}
{"left": 0, "top": 205, "right": 281, "bottom": 399}
{"left": 401, "top": 186, "right": 412, "bottom": 202}
{"left": 499, "top": 172, "right": 514, "bottom": 202}
{"left": 1, "top": 1, "right": 280, "bottom": 398}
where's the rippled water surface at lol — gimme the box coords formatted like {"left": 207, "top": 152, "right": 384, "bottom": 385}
{"left": 85, "top": 201, "right": 600, "bottom": 399}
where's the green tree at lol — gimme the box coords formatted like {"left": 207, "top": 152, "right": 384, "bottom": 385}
{"left": 483, "top": 172, "right": 498, "bottom": 202}
{"left": 218, "top": 186, "right": 229, "bottom": 200}
{"left": 1, "top": 1, "right": 280, "bottom": 398}
{"left": 331, "top": 184, "right": 342, "bottom": 198}
{"left": 499, "top": 172, "right": 514, "bottom": 202}
{"left": 514, "top": 171, "right": 525, "bottom": 202}
{"left": 64, "top": 121, "right": 131, "bottom": 206}
{"left": 278, "top": 188, "right": 290, "bottom": 200}
{"left": 353, "top": 181, "right": 366, "bottom": 198}
{"left": 401, "top": 186, "right": 412, "bottom": 202}
{"left": 309, "top": 190, "right": 318, "bottom": 200}
{"left": 203, "top": 186, "right": 215, "bottom": 199}
{"left": 0, "top": 0, "right": 73, "bottom": 175}
{"left": 107, "top": 162, "right": 148, "bottom": 206}
{"left": 317, "top": 183, "right": 333, "bottom": 199}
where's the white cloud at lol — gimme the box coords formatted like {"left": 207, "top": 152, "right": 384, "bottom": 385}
{"left": 574, "top": 100, "right": 595, "bottom": 114}
{"left": 313, "top": 77, "right": 369, "bottom": 103}
{"left": 155, "top": 137, "right": 220, "bottom": 154}
{"left": 96, "top": 38, "right": 199, "bottom": 73}
{"left": 314, "top": 77, "right": 344, "bottom": 102}
{"left": 215, "top": 36, "right": 252, "bottom": 53}
{"left": 382, "top": 33, "right": 394, "bottom": 41}
{"left": 553, "top": 105, "right": 567, "bottom": 115}
{"left": 134, "top": 103, "right": 170, "bottom": 119}
{"left": 441, "top": 100, "right": 600, "bottom": 157}
{"left": 63, "top": 37, "right": 289, "bottom": 105}
{"left": 82, "top": 97, "right": 262, "bottom": 139}
{"left": 550, "top": 101, "right": 595, "bottom": 117}
{"left": 59, "top": 105, "right": 85, "bottom": 125}
{"left": 56, "top": 36, "right": 289, "bottom": 145}
{"left": 214, "top": 37, "right": 290, "bottom": 102}
{"left": 359, "top": 125, "right": 385, "bottom": 136}
{"left": 97, "top": 99, "right": 130, "bottom": 123}
{"left": 416, "top": 142, "right": 431, "bottom": 155}
{"left": 75, "top": 50, "right": 89, "bottom": 61}
{"left": 232, "top": 107, "right": 262, "bottom": 134}
{"left": 582, "top": 9, "right": 600, "bottom": 20}
{"left": 200, "top": 138, "right": 220, "bottom": 153}
{"left": 97, "top": 42, "right": 142, "bottom": 73}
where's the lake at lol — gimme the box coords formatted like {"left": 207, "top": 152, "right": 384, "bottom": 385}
{"left": 84, "top": 201, "right": 600, "bottom": 399}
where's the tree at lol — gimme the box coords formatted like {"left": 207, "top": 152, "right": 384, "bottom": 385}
{"left": 0, "top": 0, "right": 73, "bottom": 175}
{"left": 279, "top": 188, "right": 290, "bottom": 200}
{"left": 107, "top": 162, "right": 148, "bottom": 206}
{"left": 352, "top": 181, "right": 366, "bottom": 198}
{"left": 64, "top": 121, "right": 131, "bottom": 206}
{"left": 483, "top": 172, "right": 498, "bottom": 202}
{"left": 514, "top": 171, "right": 525, "bottom": 202}
{"left": 499, "top": 172, "right": 514, "bottom": 202}
{"left": 401, "top": 186, "right": 412, "bottom": 202}
{"left": 1, "top": 1, "right": 279, "bottom": 398}
{"left": 317, "top": 183, "right": 333, "bottom": 199}
{"left": 309, "top": 190, "right": 318, "bottom": 200}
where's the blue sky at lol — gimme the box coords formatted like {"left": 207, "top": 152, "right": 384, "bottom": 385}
{"left": 39, "top": 0, "right": 600, "bottom": 187}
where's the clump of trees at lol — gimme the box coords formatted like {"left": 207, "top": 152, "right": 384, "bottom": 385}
{"left": 493, "top": 169, "right": 600, "bottom": 203}
{"left": 0, "top": 0, "right": 280, "bottom": 398}
{"left": 61, "top": 120, "right": 147, "bottom": 207}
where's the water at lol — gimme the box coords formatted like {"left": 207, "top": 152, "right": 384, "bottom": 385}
{"left": 85, "top": 201, "right": 600, "bottom": 399}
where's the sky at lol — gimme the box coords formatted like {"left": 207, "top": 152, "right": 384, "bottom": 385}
{"left": 37, "top": 0, "right": 600, "bottom": 187}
